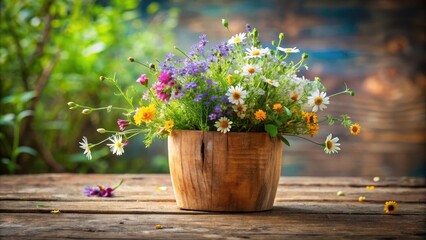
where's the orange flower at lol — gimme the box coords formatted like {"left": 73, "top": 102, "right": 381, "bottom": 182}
{"left": 273, "top": 103, "right": 283, "bottom": 112}
{"left": 255, "top": 109, "right": 267, "bottom": 121}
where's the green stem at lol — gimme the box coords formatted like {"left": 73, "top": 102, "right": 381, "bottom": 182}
{"left": 283, "top": 134, "right": 323, "bottom": 146}
{"left": 174, "top": 46, "right": 191, "bottom": 59}
{"left": 10, "top": 121, "right": 20, "bottom": 174}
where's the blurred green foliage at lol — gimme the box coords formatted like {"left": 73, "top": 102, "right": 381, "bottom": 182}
{"left": 0, "top": 0, "right": 177, "bottom": 174}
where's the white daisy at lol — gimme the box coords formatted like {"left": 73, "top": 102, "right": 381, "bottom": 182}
{"left": 226, "top": 85, "right": 247, "bottom": 105}
{"left": 227, "top": 33, "right": 247, "bottom": 45}
{"left": 79, "top": 136, "right": 92, "bottom": 160}
{"left": 262, "top": 76, "right": 279, "bottom": 87}
{"left": 107, "top": 134, "right": 125, "bottom": 156}
{"left": 307, "top": 89, "right": 330, "bottom": 112}
{"left": 324, "top": 134, "right": 341, "bottom": 154}
{"left": 241, "top": 64, "right": 262, "bottom": 76}
{"left": 214, "top": 117, "right": 233, "bottom": 133}
{"left": 277, "top": 46, "right": 300, "bottom": 53}
{"left": 244, "top": 46, "right": 269, "bottom": 59}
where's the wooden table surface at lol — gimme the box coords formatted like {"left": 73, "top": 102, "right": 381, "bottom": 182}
{"left": 0, "top": 174, "right": 425, "bottom": 239}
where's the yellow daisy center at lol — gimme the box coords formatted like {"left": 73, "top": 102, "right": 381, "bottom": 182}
{"left": 326, "top": 140, "right": 333, "bottom": 149}
{"left": 220, "top": 121, "right": 229, "bottom": 129}
{"left": 291, "top": 93, "right": 299, "bottom": 101}
{"left": 232, "top": 91, "right": 241, "bottom": 100}
{"left": 234, "top": 37, "right": 241, "bottom": 43}
{"left": 115, "top": 142, "right": 122, "bottom": 148}
{"left": 252, "top": 50, "right": 260, "bottom": 56}
{"left": 248, "top": 67, "right": 255, "bottom": 74}
{"left": 314, "top": 96, "right": 323, "bottom": 106}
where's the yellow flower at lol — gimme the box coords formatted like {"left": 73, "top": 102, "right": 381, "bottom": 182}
{"left": 51, "top": 210, "right": 61, "bottom": 214}
{"left": 164, "top": 120, "right": 174, "bottom": 132}
{"left": 255, "top": 109, "right": 267, "bottom": 121}
{"left": 227, "top": 74, "right": 233, "bottom": 83}
{"left": 358, "top": 196, "right": 366, "bottom": 202}
{"left": 366, "top": 186, "right": 375, "bottom": 190}
{"left": 273, "top": 103, "right": 283, "bottom": 112}
{"left": 384, "top": 201, "right": 397, "bottom": 214}
{"left": 350, "top": 123, "right": 361, "bottom": 135}
{"left": 134, "top": 104, "right": 156, "bottom": 125}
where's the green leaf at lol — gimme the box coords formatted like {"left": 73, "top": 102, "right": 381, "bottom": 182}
{"left": 17, "top": 110, "right": 34, "bottom": 122}
{"left": 278, "top": 135, "right": 290, "bottom": 146}
{"left": 13, "top": 146, "right": 38, "bottom": 157}
{"left": 0, "top": 113, "right": 15, "bottom": 126}
{"left": 274, "top": 119, "right": 283, "bottom": 126}
{"left": 283, "top": 106, "right": 292, "bottom": 116}
{"left": 1, "top": 91, "right": 36, "bottom": 105}
{"left": 265, "top": 124, "right": 278, "bottom": 137}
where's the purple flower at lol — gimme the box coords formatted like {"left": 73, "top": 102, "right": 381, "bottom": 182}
{"left": 214, "top": 104, "right": 222, "bottom": 114}
{"left": 136, "top": 74, "right": 149, "bottom": 86}
{"left": 83, "top": 180, "right": 123, "bottom": 198}
{"left": 194, "top": 93, "right": 204, "bottom": 102}
{"left": 185, "top": 82, "right": 197, "bottom": 90}
{"left": 246, "top": 24, "right": 252, "bottom": 32}
{"left": 117, "top": 119, "right": 129, "bottom": 131}
{"left": 209, "top": 113, "right": 217, "bottom": 120}
{"left": 83, "top": 185, "right": 113, "bottom": 197}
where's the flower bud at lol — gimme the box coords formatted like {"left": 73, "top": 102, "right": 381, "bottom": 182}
{"left": 97, "top": 128, "right": 106, "bottom": 133}
{"left": 136, "top": 74, "right": 149, "bottom": 86}
{"left": 67, "top": 102, "right": 77, "bottom": 107}
{"left": 82, "top": 109, "right": 92, "bottom": 114}
{"left": 245, "top": 24, "right": 252, "bottom": 32}
{"left": 149, "top": 63, "right": 156, "bottom": 70}
{"left": 253, "top": 28, "right": 258, "bottom": 37}
{"left": 279, "top": 33, "right": 284, "bottom": 40}
{"left": 349, "top": 91, "right": 355, "bottom": 96}
{"left": 222, "top": 19, "right": 228, "bottom": 28}
{"left": 302, "top": 53, "right": 309, "bottom": 59}
{"left": 271, "top": 40, "right": 276, "bottom": 46}
{"left": 99, "top": 76, "right": 106, "bottom": 81}
{"left": 128, "top": 57, "right": 135, "bottom": 62}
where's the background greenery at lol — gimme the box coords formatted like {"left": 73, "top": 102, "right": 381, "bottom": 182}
{"left": 1, "top": 0, "right": 176, "bottom": 174}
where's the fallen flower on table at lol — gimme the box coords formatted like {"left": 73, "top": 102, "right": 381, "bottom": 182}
{"left": 155, "top": 224, "right": 164, "bottom": 229}
{"left": 373, "top": 177, "right": 380, "bottom": 182}
{"left": 358, "top": 196, "right": 366, "bottom": 202}
{"left": 336, "top": 191, "right": 345, "bottom": 196}
{"left": 51, "top": 210, "right": 61, "bottom": 214}
{"left": 156, "top": 186, "right": 167, "bottom": 191}
{"left": 83, "top": 179, "right": 124, "bottom": 197}
{"left": 384, "top": 201, "right": 398, "bottom": 214}
{"left": 366, "top": 185, "right": 375, "bottom": 190}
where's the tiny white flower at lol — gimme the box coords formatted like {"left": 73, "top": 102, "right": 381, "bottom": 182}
{"left": 214, "top": 117, "right": 233, "bottom": 133}
{"left": 262, "top": 76, "right": 279, "bottom": 87}
{"left": 324, "top": 134, "right": 341, "bottom": 154}
{"left": 79, "top": 136, "right": 92, "bottom": 160}
{"left": 307, "top": 89, "right": 330, "bottom": 112}
{"left": 226, "top": 84, "right": 247, "bottom": 105}
{"left": 244, "top": 46, "right": 269, "bottom": 59}
{"left": 277, "top": 46, "right": 300, "bottom": 53}
{"left": 241, "top": 64, "right": 262, "bottom": 76}
{"left": 232, "top": 104, "right": 247, "bottom": 119}
{"left": 227, "top": 33, "right": 247, "bottom": 45}
{"left": 107, "top": 134, "right": 125, "bottom": 156}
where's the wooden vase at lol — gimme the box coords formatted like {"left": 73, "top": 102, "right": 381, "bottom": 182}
{"left": 168, "top": 130, "right": 283, "bottom": 212}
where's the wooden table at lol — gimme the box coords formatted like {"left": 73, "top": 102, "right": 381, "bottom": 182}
{"left": 0, "top": 174, "right": 425, "bottom": 239}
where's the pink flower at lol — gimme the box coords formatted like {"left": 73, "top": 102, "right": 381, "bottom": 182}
{"left": 117, "top": 119, "right": 129, "bottom": 131}
{"left": 136, "top": 74, "right": 149, "bottom": 86}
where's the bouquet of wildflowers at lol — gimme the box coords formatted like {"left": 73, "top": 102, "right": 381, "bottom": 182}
{"left": 69, "top": 19, "right": 360, "bottom": 160}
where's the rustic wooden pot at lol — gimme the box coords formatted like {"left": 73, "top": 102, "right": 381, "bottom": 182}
{"left": 168, "top": 130, "right": 283, "bottom": 212}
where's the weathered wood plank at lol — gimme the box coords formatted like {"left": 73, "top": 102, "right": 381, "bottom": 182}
{"left": 0, "top": 174, "right": 424, "bottom": 187}
{"left": 1, "top": 213, "right": 425, "bottom": 239}
{"left": 1, "top": 201, "right": 425, "bottom": 215}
